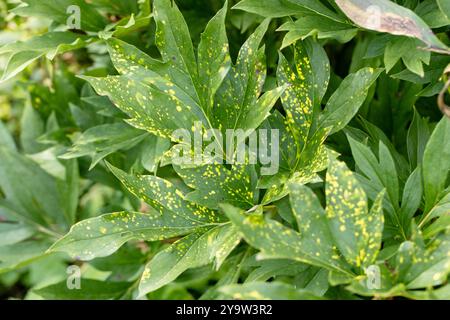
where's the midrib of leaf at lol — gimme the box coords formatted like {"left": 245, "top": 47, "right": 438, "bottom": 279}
{"left": 58, "top": 223, "right": 224, "bottom": 244}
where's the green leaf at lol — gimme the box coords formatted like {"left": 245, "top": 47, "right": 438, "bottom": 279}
{"left": 384, "top": 37, "right": 430, "bottom": 77}
{"left": 407, "top": 109, "right": 431, "bottom": 168}
{"left": 153, "top": 0, "right": 198, "bottom": 94}
{"left": 378, "top": 142, "right": 399, "bottom": 207}
{"left": 219, "top": 282, "right": 323, "bottom": 300}
{"left": 417, "top": 0, "right": 450, "bottom": 29}
{"left": 107, "top": 164, "right": 222, "bottom": 224}
{"left": 399, "top": 168, "right": 423, "bottom": 229}
{"left": 104, "top": 13, "right": 152, "bottom": 39}
{"left": 344, "top": 264, "right": 402, "bottom": 298}
{"left": 347, "top": 134, "right": 399, "bottom": 213}
{"left": 422, "top": 117, "right": 450, "bottom": 212}
{"left": 423, "top": 211, "right": 450, "bottom": 239}
{"left": 260, "top": 39, "right": 331, "bottom": 204}
{"left": 60, "top": 123, "right": 148, "bottom": 169}
{"left": 320, "top": 68, "right": 382, "bottom": 135}
{"left": 12, "top": 0, "right": 108, "bottom": 31}
{"left": 139, "top": 135, "right": 171, "bottom": 173}
{"left": 335, "top": 0, "right": 449, "bottom": 53}
{"left": 392, "top": 56, "right": 450, "bottom": 96}
{"left": 420, "top": 187, "right": 450, "bottom": 233}
{"left": 221, "top": 203, "right": 352, "bottom": 276}
{"left": 212, "top": 19, "right": 285, "bottom": 132}
{"left": 287, "top": 0, "right": 346, "bottom": 22}
{"left": 87, "top": 13, "right": 283, "bottom": 146}
{"left": 235, "top": 0, "right": 344, "bottom": 22}
{"left": 296, "top": 267, "right": 329, "bottom": 296}
{"left": 0, "top": 51, "right": 42, "bottom": 84}
{"left": 276, "top": 39, "right": 330, "bottom": 143}
{"left": 60, "top": 159, "right": 80, "bottom": 229}
{"left": 278, "top": 14, "right": 357, "bottom": 45}
{"left": 0, "top": 223, "right": 35, "bottom": 246}
{"left": 261, "top": 111, "right": 297, "bottom": 172}
{"left": 197, "top": 1, "right": 231, "bottom": 114}
{"left": 396, "top": 241, "right": 415, "bottom": 282}
{"left": 0, "top": 32, "right": 92, "bottom": 83}
{"left": 0, "top": 121, "right": 16, "bottom": 151}
{"left": 0, "top": 33, "right": 91, "bottom": 57}
{"left": 105, "top": 37, "right": 165, "bottom": 77}
{"left": 437, "top": 0, "right": 450, "bottom": 20}
{"left": 232, "top": 0, "right": 307, "bottom": 18}
{"left": 357, "top": 118, "right": 410, "bottom": 182}
{"left": 50, "top": 162, "right": 226, "bottom": 260}
{"left": 0, "top": 147, "right": 68, "bottom": 228}
{"left": 398, "top": 233, "right": 450, "bottom": 289}
{"left": 49, "top": 210, "right": 210, "bottom": 260}
{"left": 174, "top": 163, "right": 257, "bottom": 210}
{"left": 79, "top": 74, "right": 207, "bottom": 140}
{"left": 277, "top": 43, "right": 315, "bottom": 144}
{"left": 289, "top": 184, "right": 340, "bottom": 269}
{"left": 325, "top": 157, "right": 384, "bottom": 267}
{"left": 20, "top": 104, "right": 45, "bottom": 154}
{"left": 138, "top": 224, "right": 240, "bottom": 295}
{"left": 200, "top": 253, "right": 246, "bottom": 300}
{"left": 34, "top": 279, "right": 131, "bottom": 300}
{"left": 0, "top": 241, "right": 50, "bottom": 273}
{"left": 244, "top": 259, "right": 308, "bottom": 282}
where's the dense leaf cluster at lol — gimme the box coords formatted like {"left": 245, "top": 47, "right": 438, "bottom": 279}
{"left": 0, "top": 0, "right": 449, "bottom": 300}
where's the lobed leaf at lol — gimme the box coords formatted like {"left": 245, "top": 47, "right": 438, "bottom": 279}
{"left": 139, "top": 224, "right": 240, "bottom": 295}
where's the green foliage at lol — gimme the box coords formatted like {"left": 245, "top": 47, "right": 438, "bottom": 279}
{"left": 0, "top": 0, "right": 449, "bottom": 300}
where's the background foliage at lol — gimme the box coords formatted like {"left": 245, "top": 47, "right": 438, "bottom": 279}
{"left": 0, "top": 0, "right": 449, "bottom": 300}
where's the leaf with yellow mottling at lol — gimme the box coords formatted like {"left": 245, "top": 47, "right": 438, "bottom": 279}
{"left": 257, "top": 39, "right": 330, "bottom": 204}
{"left": 325, "top": 158, "right": 384, "bottom": 268}
{"left": 221, "top": 203, "right": 353, "bottom": 276}
{"left": 107, "top": 164, "right": 223, "bottom": 224}
{"left": 174, "top": 163, "right": 257, "bottom": 210}
{"left": 211, "top": 19, "right": 285, "bottom": 133}
{"left": 320, "top": 68, "right": 382, "bottom": 135}
{"left": 197, "top": 1, "right": 231, "bottom": 115}
{"left": 289, "top": 184, "right": 341, "bottom": 267}
{"left": 277, "top": 43, "right": 314, "bottom": 143}
{"left": 49, "top": 211, "right": 205, "bottom": 260}
{"left": 347, "top": 136, "right": 399, "bottom": 209}
{"left": 80, "top": 74, "right": 209, "bottom": 140}
{"left": 84, "top": 4, "right": 283, "bottom": 148}
{"left": 138, "top": 224, "right": 240, "bottom": 296}
{"left": 153, "top": 0, "right": 198, "bottom": 97}
{"left": 398, "top": 233, "right": 450, "bottom": 289}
